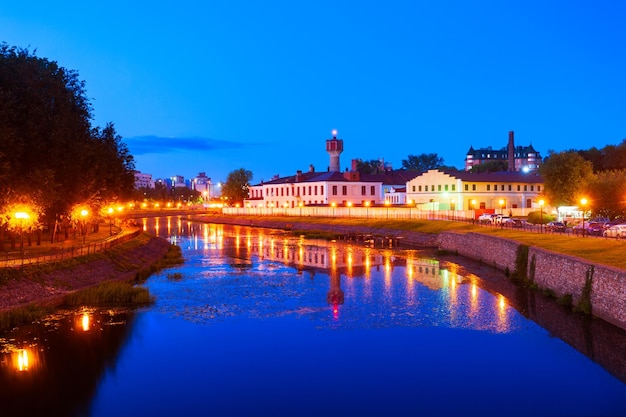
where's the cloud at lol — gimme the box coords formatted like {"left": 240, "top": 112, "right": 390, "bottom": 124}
{"left": 124, "top": 135, "right": 255, "bottom": 155}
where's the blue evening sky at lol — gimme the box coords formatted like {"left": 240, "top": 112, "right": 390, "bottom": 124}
{"left": 2, "top": 1, "right": 625, "bottom": 184}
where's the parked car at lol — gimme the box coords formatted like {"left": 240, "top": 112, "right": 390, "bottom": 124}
{"left": 573, "top": 221, "right": 605, "bottom": 236}
{"left": 510, "top": 219, "right": 524, "bottom": 228}
{"left": 603, "top": 224, "right": 626, "bottom": 239}
{"left": 545, "top": 221, "right": 566, "bottom": 232}
{"left": 478, "top": 213, "right": 496, "bottom": 223}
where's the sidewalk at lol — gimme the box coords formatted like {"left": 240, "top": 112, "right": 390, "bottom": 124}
{"left": 0, "top": 224, "right": 140, "bottom": 267}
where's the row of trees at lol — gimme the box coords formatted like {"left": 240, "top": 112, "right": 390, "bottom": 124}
{"left": 0, "top": 43, "right": 136, "bottom": 242}
{"left": 540, "top": 144, "right": 626, "bottom": 220}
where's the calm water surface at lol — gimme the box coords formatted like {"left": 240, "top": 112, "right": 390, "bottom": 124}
{"left": 2, "top": 216, "right": 626, "bottom": 417}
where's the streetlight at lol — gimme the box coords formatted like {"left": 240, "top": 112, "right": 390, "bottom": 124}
{"left": 14, "top": 211, "right": 30, "bottom": 252}
{"left": 107, "top": 207, "right": 114, "bottom": 236}
{"left": 539, "top": 199, "right": 545, "bottom": 233}
{"left": 581, "top": 198, "right": 588, "bottom": 237}
{"left": 331, "top": 202, "right": 336, "bottom": 218}
{"left": 385, "top": 200, "right": 390, "bottom": 219}
{"left": 347, "top": 201, "right": 352, "bottom": 217}
{"left": 80, "top": 209, "right": 89, "bottom": 244}
{"left": 499, "top": 199, "right": 505, "bottom": 215}
{"left": 471, "top": 199, "right": 476, "bottom": 223}
{"left": 364, "top": 201, "right": 370, "bottom": 218}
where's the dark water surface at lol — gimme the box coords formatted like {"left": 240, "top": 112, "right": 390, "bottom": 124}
{"left": 2, "top": 216, "right": 626, "bottom": 417}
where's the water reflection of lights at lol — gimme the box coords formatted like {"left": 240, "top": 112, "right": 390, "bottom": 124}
{"left": 82, "top": 312, "right": 90, "bottom": 332}
{"left": 12, "top": 348, "right": 38, "bottom": 372}
{"left": 17, "top": 349, "right": 28, "bottom": 371}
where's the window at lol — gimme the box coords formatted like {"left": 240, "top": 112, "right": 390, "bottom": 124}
{"left": 444, "top": 185, "right": 448, "bottom": 191}
{"left": 431, "top": 185, "right": 435, "bottom": 191}
{"left": 531, "top": 185, "right": 534, "bottom": 191}
{"left": 464, "top": 184, "right": 468, "bottom": 191}
{"left": 342, "top": 186, "right": 347, "bottom": 195}
{"left": 280, "top": 188, "right": 284, "bottom": 196}
{"left": 517, "top": 185, "right": 521, "bottom": 191}
{"left": 361, "top": 185, "right": 366, "bottom": 195}
{"left": 371, "top": 186, "right": 375, "bottom": 195}
{"left": 487, "top": 185, "right": 491, "bottom": 191}
{"left": 538, "top": 185, "right": 541, "bottom": 192}
{"left": 314, "top": 186, "right": 318, "bottom": 195}
{"left": 524, "top": 185, "right": 527, "bottom": 191}
{"left": 508, "top": 185, "right": 512, "bottom": 191}
{"left": 308, "top": 186, "right": 312, "bottom": 195}
{"left": 501, "top": 185, "right": 505, "bottom": 191}
{"left": 320, "top": 186, "right": 324, "bottom": 195}
{"left": 472, "top": 184, "right": 476, "bottom": 191}
{"left": 438, "top": 185, "right": 442, "bottom": 191}
{"left": 451, "top": 185, "right": 455, "bottom": 191}
{"left": 332, "top": 185, "right": 337, "bottom": 195}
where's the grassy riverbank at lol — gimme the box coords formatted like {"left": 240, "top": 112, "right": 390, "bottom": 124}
{"left": 0, "top": 233, "right": 182, "bottom": 329}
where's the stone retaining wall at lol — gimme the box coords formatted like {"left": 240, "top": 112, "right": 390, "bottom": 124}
{"left": 437, "top": 231, "right": 626, "bottom": 331}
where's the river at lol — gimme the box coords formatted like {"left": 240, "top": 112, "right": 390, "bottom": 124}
{"left": 2, "top": 216, "right": 626, "bottom": 417}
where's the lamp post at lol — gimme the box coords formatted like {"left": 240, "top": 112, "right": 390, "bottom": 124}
{"left": 80, "top": 209, "right": 89, "bottom": 245}
{"left": 385, "top": 200, "right": 390, "bottom": 219}
{"left": 364, "top": 201, "right": 370, "bottom": 218}
{"left": 107, "top": 207, "right": 114, "bottom": 236}
{"left": 471, "top": 199, "right": 476, "bottom": 224}
{"left": 14, "top": 212, "right": 30, "bottom": 252}
{"left": 331, "top": 202, "right": 336, "bottom": 218}
{"left": 347, "top": 201, "right": 352, "bottom": 217}
{"left": 539, "top": 199, "right": 545, "bottom": 233}
{"left": 580, "top": 198, "right": 588, "bottom": 237}
{"left": 499, "top": 199, "right": 505, "bottom": 215}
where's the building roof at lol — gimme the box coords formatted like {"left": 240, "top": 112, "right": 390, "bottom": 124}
{"left": 363, "top": 169, "right": 422, "bottom": 185}
{"left": 418, "top": 169, "right": 543, "bottom": 183}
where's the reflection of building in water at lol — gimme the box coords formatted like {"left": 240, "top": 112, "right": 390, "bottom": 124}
{"left": 406, "top": 258, "right": 441, "bottom": 290}
{"left": 250, "top": 238, "right": 383, "bottom": 273}
{"left": 406, "top": 257, "right": 467, "bottom": 290}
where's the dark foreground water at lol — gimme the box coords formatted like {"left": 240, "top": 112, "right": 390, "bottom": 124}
{"left": 2, "top": 216, "right": 626, "bottom": 417}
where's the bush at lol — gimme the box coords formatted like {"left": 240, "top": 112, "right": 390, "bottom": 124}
{"left": 526, "top": 211, "right": 556, "bottom": 225}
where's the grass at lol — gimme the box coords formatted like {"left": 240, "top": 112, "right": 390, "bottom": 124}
{"left": 0, "top": 304, "right": 53, "bottom": 330}
{"left": 63, "top": 281, "right": 153, "bottom": 307}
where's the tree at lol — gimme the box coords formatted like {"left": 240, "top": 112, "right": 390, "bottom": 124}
{"left": 586, "top": 170, "right": 626, "bottom": 220}
{"left": 355, "top": 159, "right": 383, "bottom": 174}
{"left": 222, "top": 168, "right": 253, "bottom": 206}
{"left": 0, "top": 43, "right": 135, "bottom": 229}
{"left": 401, "top": 153, "right": 444, "bottom": 171}
{"left": 539, "top": 151, "right": 594, "bottom": 207}
{"left": 469, "top": 160, "right": 508, "bottom": 173}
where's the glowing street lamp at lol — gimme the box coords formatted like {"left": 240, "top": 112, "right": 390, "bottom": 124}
{"left": 581, "top": 198, "right": 588, "bottom": 237}
{"left": 471, "top": 199, "right": 476, "bottom": 223}
{"left": 499, "top": 199, "right": 505, "bottom": 215}
{"left": 539, "top": 199, "right": 545, "bottom": 233}
{"left": 80, "top": 209, "right": 89, "bottom": 244}
{"left": 331, "top": 202, "right": 336, "bottom": 218}
{"left": 364, "top": 201, "right": 370, "bottom": 218}
{"left": 107, "top": 207, "right": 114, "bottom": 236}
{"left": 14, "top": 211, "right": 30, "bottom": 251}
{"left": 385, "top": 200, "right": 390, "bottom": 219}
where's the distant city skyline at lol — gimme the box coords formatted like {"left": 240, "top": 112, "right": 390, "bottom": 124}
{"left": 3, "top": 1, "right": 625, "bottom": 183}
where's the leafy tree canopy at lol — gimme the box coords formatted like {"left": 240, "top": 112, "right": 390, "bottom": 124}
{"left": 539, "top": 150, "right": 594, "bottom": 207}
{"left": 0, "top": 43, "right": 135, "bottom": 225}
{"left": 401, "top": 153, "right": 444, "bottom": 171}
{"left": 355, "top": 159, "right": 384, "bottom": 174}
{"left": 222, "top": 168, "right": 253, "bottom": 206}
{"left": 468, "top": 160, "right": 508, "bottom": 173}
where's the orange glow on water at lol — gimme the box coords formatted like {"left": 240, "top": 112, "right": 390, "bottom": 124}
{"left": 82, "top": 312, "right": 90, "bottom": 331}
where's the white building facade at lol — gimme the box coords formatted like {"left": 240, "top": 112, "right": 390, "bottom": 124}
{"left": 406, "top": 169, "right": 544, "bottom": 214}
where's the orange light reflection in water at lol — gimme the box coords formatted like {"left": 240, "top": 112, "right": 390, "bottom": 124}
{"left": 82, "top": 312, "right": 90, "bottom": 332}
